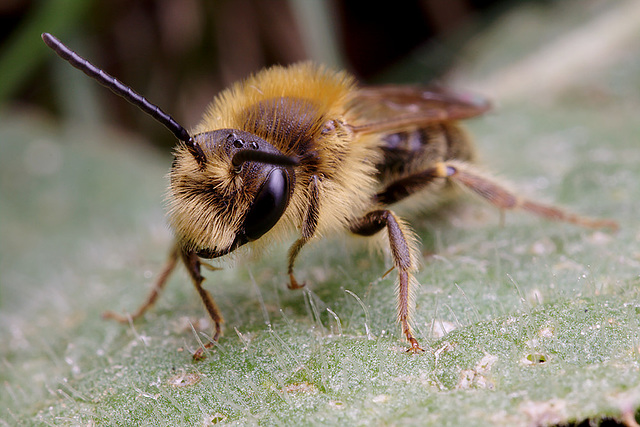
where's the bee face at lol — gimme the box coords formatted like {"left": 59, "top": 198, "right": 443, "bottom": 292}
{"left": 168, "top": 129, "right": 295, "bottom": 258}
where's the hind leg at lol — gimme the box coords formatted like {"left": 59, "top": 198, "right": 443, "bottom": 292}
{"left": 375, "top": 161, "right": 618, "bottom": 230}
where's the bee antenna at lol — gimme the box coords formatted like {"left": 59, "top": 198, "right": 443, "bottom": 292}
{"left": 41, "top": 33, "right": 206, "bottom": 165}
{"left": 231, "top": 150, "right": 299, "bottom": 169}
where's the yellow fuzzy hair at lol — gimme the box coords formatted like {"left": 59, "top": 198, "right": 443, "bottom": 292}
{"left": 167, "top": 63, "right": 385, "bottom": 256}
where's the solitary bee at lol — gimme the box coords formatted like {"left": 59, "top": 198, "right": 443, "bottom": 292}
{"left": 42, "top": 33, "right": 616, "bottom": 360}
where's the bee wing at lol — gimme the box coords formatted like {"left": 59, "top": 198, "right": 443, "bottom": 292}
{"left": 347, "top": 85, "right": 491, "bottom": 134}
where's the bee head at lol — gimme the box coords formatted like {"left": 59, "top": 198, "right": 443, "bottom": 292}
{"left": 168, "top": 129, "right": 298, "bottom": 258}
{"left": 39, "top": 33, "right": 298, "bottom": 258}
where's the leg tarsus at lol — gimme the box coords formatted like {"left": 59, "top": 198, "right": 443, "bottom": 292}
{"left": 446, "top": 161, "right": 618, "bottom": 230}
{"left": 103, "top": 242, "right": 180, "bottom": 323}
{"left": 192, "top": 342, "right": 215, "bottom": 361}
{"left": 406, "top": 337, "right": 425, "bottom": 354}
{"left": 287, "top": 238, "right": 308, "bottom": 290}
{"left": 192, "top": 324, "right": 223, "bottom": 360}
{"left": 102, "top": 241, "right": 226, "bottom": 361}
{"left": 288, "top": 272, "right": 306, "bottom": 290}
{"left": 181, "top": 250, "right": 224, "bottom": 361}
{"left": 376, "top": 160, "right": 617, "bottom": 231}
{"left": 287, "top": 175, "right": 321, "bottom": 291}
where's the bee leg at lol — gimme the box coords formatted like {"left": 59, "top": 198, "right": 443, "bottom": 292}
{"left": 102, "top": 242, "right": 180, "bottom": 323}
{"left": 376, "top": 161, "right": 618, "bottom": 231}
{"left": 181, "top": 249, "right": 224, "bottom": 361}
{"left": 287, "top": 241, "right": 308, "bottom": 290}
{"left": 374, "top": 163, "right": 450, "bottom": 205}
{"left": 444, "top": 161, "right": 619, "bottom": 230}
{"left": 287, "top": 176, "right": 321, "bottom": 290}
{"left": 350, "top": 210, "right": 424, "bottom": 353}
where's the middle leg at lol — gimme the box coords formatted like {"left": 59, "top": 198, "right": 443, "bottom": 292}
{"left": 350, "top": 209, "right": 423, "bottom": 353}
{"left": 181, "top": 249, "right": 225, "bottom": 361}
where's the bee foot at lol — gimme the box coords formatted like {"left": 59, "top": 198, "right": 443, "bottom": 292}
{"left": 405, "top": 337, "right": 425, "bottom": 354}
{"left": 192, "top": 342, "right": 215, "bottom": 361}
{"left": 102, "top": 310, "right": 130, "bottom": 324}
{"left": 288, "top": 273, "right": 306, "bottom": 290}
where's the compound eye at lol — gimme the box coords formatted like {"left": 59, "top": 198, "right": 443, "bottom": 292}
{"left": 242, "top": 168, "right": 291, "bottom": 241}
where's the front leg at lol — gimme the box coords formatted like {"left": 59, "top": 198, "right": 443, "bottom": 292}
{"left": 181, "top": 249, "right": 224, "bottom": 361}
{"left": 287, "top": 175, "right": 321, "bottom": 289}
{"left": 350, "top": 210, "right": 423, "bottom": 353}
{"left": 103, "top": 241, "right": 180, "bottom": 323}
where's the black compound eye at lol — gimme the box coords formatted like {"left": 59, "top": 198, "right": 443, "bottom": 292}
{"left": 242, "top": 168, "right": 291, "bottom": 241}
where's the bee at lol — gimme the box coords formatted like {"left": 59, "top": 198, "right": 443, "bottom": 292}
{"left": 42, "top": 33, "right": 617, "bottom": 360}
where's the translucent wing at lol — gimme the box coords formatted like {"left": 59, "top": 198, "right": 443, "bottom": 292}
{"left": 347, "top": 85, "right": 491, "bottom": 134}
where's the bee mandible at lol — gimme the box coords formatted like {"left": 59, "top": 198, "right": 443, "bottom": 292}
{"left": 42, "top": 33, "right": 617, "bottom": 360}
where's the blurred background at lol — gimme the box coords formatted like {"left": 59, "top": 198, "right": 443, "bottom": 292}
{"left": 1, "top": 0, "right": 564, "bottom": 149}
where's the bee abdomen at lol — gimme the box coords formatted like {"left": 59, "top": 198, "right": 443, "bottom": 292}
{"left": 377, "top": 123, "right": 475, "bottom": 179}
